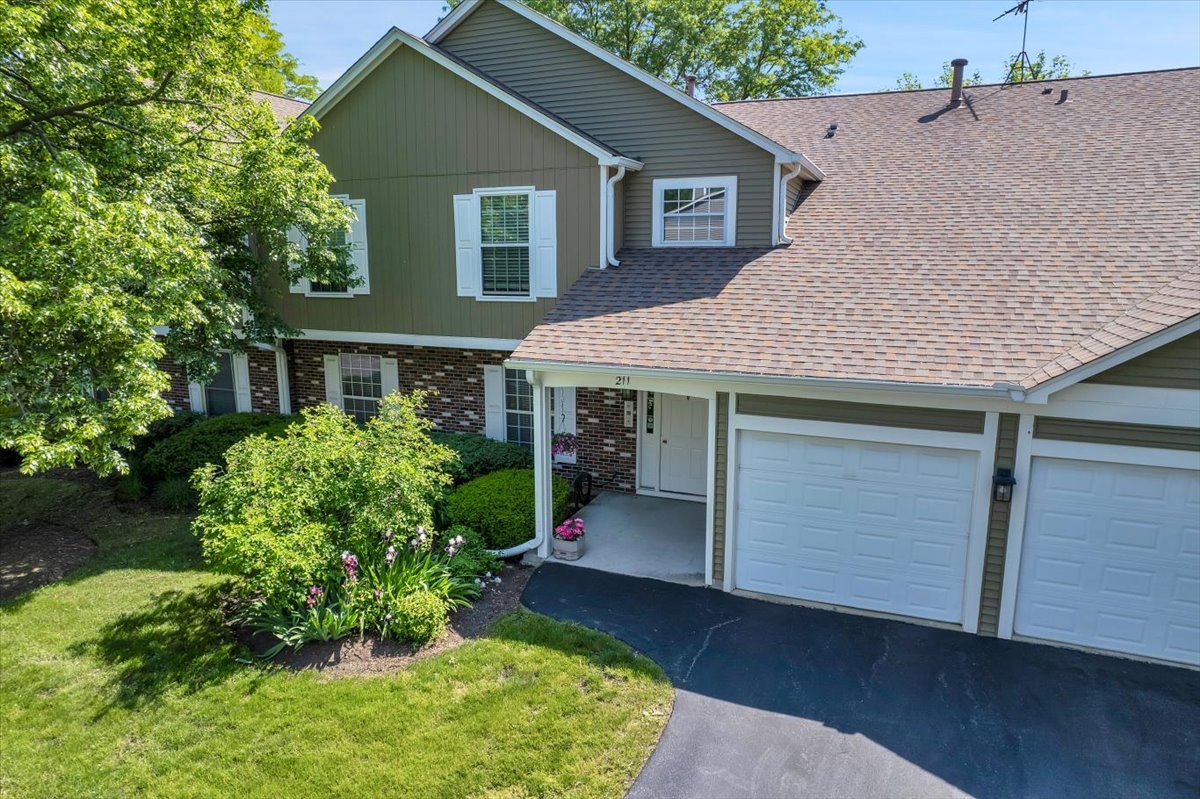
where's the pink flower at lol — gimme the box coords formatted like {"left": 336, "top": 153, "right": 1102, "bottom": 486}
{"left": 341, "top": 551, "right": 358, "bottom": 580}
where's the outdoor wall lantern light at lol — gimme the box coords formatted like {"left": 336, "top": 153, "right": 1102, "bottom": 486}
{"left": 992, "top": 468, "right": 1016, "bottom": 503}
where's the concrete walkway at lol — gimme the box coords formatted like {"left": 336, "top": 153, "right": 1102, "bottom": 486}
{"left": 551, "top": 492, "right": 705, "bottom": 585}
{"left": 523, "top": 563, "right": 1200, "bottom": 799}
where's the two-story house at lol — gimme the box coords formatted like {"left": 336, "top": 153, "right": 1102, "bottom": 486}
{"left": 166, "top": 0, "right": 1199, "bottom": 668}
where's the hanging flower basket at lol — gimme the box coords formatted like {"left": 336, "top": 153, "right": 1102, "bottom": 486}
{"left": 552, "top": 432, "right": 579, "bottom": 458}
{"left": 552, "top": 517, "right": 586, "bottom": 560}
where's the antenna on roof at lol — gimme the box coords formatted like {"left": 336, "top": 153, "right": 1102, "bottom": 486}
{"left": 994, "top": 0, "right": 1038, "bottom": 85}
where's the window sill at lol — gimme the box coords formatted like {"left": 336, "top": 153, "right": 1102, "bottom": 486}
{"left": 305, "top": 291, "right": 357, "bottom": 299}
{"left": 651, "top": 240, "right": 735, "bottom": 248}
{"left": 475, "top": 294, "right": 538, "bottom": 303}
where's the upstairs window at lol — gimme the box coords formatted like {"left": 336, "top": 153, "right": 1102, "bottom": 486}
{"left": 453, "top": 188, "right": 557, "bottom": 301}
{"left": 652, "top": 177, "right": 738, "bottom": 247}
{"left": 288, "top": 195, "right": 369, "bottom": 297}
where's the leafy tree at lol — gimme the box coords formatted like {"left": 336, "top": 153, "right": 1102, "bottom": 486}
{"left": 453, "top": 0, "right": 862, "bottom": 100}
{"left": 891, "top": 51, "right": 1086, "bottom": 91}
{"left": 247, "top": 13, "right": 320, "bottom": 101}
{"left": 1, "top": 0, "right": 354, "bottom": 475}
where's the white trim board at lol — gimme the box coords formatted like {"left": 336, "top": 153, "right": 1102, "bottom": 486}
{"left": 1029, "top": 438, "right": 1200, "bottom": 470}
{"left": 651, "top": 176, "right": 738, "bottom": 248}
{"left": 731, "top": 413, "right": 991, "bottom": 453}
{"left": 297, "top": 329, "right": 519, "bottom": 351}
{"left": 961, "top": 412, "right": 1000, "bottom": 634}
{"left": 1023, "top": 315, "right": 1200, "bottom": 402}
{"left": 426, "top": 0, "right": 822, "bottom": 179}
{"left": 304, "top": 26, "right": 642, "bottom": 171}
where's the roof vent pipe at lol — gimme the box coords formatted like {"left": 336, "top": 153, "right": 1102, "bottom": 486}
{"left": 949, "top": 58, "right": 969, "bottom": 107}
{"left": 685, "top": 75, "right": 698, "bottom": 97}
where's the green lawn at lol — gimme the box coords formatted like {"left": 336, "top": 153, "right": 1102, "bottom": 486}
{"left": 0, "top": 477, "right": 672, "bottom": 798}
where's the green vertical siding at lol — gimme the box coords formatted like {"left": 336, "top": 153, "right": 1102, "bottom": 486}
{"left": 712, "top": 392, "right": 729, "bottom": 588}
{"left": 736, "top": 394, "right": 987, "bottom": 434}
{"left": 272, "top": 43, "right": 601, "bottom": 340}
{"left": 440, "top": 0, "right": 779, "bottom": 247}
{"left": 1034, "top": 417, "right": 1200, "bottom": 451}
{"left": 977, "top": 414, "right": 1019, "bottom": 636}
{"left": 1083, "top": 332, "right": 1200, "bottom": 390}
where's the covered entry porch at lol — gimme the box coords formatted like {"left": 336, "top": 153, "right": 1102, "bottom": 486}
{"left": 552, "top": 492, "right": 707, "bottom": 585}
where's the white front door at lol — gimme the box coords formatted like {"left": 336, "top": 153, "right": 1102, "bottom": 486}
{"left": 658, "top": 394, "right": 708, "bottom": 496}
{"left": 1014, "top": 457, "right": 1200, "bottom": 665}
{"left": 734, "top": 430, "right": 978, "bottom": 623}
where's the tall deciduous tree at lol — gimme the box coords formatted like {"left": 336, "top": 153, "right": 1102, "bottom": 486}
{"left": 1, "top": 0, "right": 353, "bottom": 474}
{"left": 463, "top": 0, "right": 862, "bottom": 100}
{"left": 890, "top": 51, "right": 1086, "bottom": 91}
{"left": 247, "top": 13, "right": 321, "bottom": 101}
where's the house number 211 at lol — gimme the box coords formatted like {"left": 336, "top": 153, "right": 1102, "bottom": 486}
{"left": 614, "top": 375, "right": 632, "bottom": 386}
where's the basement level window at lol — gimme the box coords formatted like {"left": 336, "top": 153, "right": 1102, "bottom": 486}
{"left": 652, "top": 176, "right": 738, "bottom": 247}
{"left": 504, "top": 367, "right": 534, "bottom": 448}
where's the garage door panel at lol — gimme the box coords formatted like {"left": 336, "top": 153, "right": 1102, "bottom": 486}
{"left": 1016, "top": 457, "right": 1200, "bottom": 665}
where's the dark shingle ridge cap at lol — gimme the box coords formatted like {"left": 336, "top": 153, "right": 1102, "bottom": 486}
{"left": 712, "top": 65, "right": 1200, "bottom": 106}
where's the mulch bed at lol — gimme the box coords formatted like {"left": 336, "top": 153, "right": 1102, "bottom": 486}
{"left": 0, "top": 523, "right": 99, "bottom": 602}
{"left": 240, "top": 563, "right": 536, "bottom": 677}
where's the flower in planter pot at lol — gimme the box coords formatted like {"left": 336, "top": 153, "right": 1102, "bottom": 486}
{"left": 553, "top": 517, "right": 585, "bottom": 541}
{"left": 552, "top": 432, "right": 579, "bottom": 457}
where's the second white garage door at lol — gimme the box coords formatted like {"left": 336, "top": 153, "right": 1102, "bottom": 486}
{"left": 734, "top": 430, "right": 979, "bottom": 623}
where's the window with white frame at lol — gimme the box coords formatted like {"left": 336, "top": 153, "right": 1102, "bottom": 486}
{"left": 652, "top": 177, "right": 737, "bottom": 247}
{"left": 205, "top": 352, "right": 239, "bottom": 416}
{"left": 340, "top": 353, "right": 383, "bottom": 423}
{"left": 453, "top": 188, "right": 557, "bottom": 301}
{"left": 480, "top": 192, "right": 531, "bottom": 297}
{"left": 504, "top": 367, "right": 534, "bottom": 447}
{"left": 288, "top": 196, "right": 369, "bottom": 297}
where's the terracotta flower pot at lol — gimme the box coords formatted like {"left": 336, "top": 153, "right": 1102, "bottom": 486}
{"left": 553, "top": 537, "right": 585, "bottom": 561}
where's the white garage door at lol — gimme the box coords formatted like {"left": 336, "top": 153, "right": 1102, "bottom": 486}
{"left": 1015, "top": 457, "right": 1200, "bottom": 665}
{"left": 734, "top": 430, "right": 978, "bottom": 623}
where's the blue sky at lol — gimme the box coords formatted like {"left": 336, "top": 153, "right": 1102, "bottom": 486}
{"left": 269, "top": 0, "right": 1200, "bottom": 96}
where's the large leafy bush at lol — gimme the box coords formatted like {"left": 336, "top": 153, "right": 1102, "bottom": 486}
{"left": 446, "top": 469, "right": 569, "bottom": 550}
{"left": 193, "top": 395, "right": 453, "bottom": 603}
{"left": 429, "top": 431, "right": 533, "bottom": 484}
{"left": 143, "top": 412, "right": 295, "bottom": 481}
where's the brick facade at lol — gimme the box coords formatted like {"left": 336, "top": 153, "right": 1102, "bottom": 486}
{"left": 246, "top": 348, "right": 282, "bottom": 414}
{"left": 565, "top": 387, "right": 638, "bottom": 493}
{"left": 285, "top": 339, "right": 507, "bottom": 433}
{"left": 159, "top": 357, "right": 191, "bottom": 412}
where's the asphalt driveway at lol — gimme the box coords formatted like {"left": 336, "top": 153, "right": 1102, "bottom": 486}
{"left": 522, "top": 563, "right": 1200, "bottom": 799}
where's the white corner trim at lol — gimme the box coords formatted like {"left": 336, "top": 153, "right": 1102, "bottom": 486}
{"left": 704, "top": 394, "right": 718, "bottom": 587}
{"left": 427, "top": 0, "right": 818, "bottom": 174}
{"left": 275, "top": 347, "right": 292, "bottom": 415}
{"left": 1023, "top": 315, "right": 1200, "bottom": 402}
{"left": 651, "top": 176, "right": 738, "bottom": 248}
{"left": 295, "top": 329, "right": 519, "bottom": 351}
{"left": 305, "top": 27, "right": 642, "bottom": 171}
{"left": 723, "top": 393, "right": 738, "bottom": 591}
{"left": 996, "top": 413, "right": 1035, "bottom": 639}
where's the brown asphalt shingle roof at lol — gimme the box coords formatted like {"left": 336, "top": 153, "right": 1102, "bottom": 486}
{"left": 251, "top": 90, "right": 310, "bottom": 127}
{"left": 513, "top": 69, "right": 1200, "bottom": 389}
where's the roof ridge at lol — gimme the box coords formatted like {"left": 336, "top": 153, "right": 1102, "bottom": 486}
{"left": 250, "top": 88, "right": 312, "bottom": 105}
{"left": 712, "top": 65, "right": 1200, "bottom": 106}
{"left": 1021, "top": 265, "right": 1200, "bottom": 389}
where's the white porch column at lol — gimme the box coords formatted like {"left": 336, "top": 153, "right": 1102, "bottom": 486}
{"left": 531, "top": 372, "right": 554, "bottom": 558}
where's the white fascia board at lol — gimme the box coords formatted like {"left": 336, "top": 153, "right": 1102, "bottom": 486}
{"left": 296, "top": 329, "right": 519, "bottom": 352}
{"left": 304, "top": 27, "right": 642, "bottom": 170}
{"left": 503, "top": 358, "right": 1012, "bottom": 398}
{"left": 428, "top": 0, "right": 815, "bottom": 170}
{"left": 1022, "top": 315, "right": 1200, "bottom": 402}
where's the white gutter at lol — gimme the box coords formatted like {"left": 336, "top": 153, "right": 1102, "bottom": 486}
{"left": 777, "top": 162, "right": 803, "bottom": 245}
{"left": 486, "top": 370, "right": 550, "bottom": 559}
{"left": 605, "top": 166, "right": 627, "bottom": 267}
{"left": 503, "top": 357, "right": 1019, "bottom": 399}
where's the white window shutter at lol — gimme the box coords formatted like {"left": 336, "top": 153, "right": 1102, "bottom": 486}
{"left": 188, "top": 381, "right": 205, "bottom": 413}
{"left": 453, "top": 194, "right": 480, "bottom": 297}
{"left": 381, "top": 357, "right": 399, "bottom": 397}
{"left": 287, "top": 226, "right": 308, "bottom": 293}
{"left": 482, "top": 365, "right": 504, "bottom": 441}
{"left": 553, "top": 386, "right": 576, "bottom": 464}
{"left": 532, "top": 190, "right": 557, "bottom": 298}
{"left": 323, "top": 354, "right": 343, "bottom": 408}
{"left": 348, "top": 198, "right": 370, "bottom": 295}
{"left": 231, "top": 352, "right": 253, "bottom": 413}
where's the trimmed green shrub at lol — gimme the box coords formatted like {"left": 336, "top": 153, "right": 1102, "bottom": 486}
{"left": 113, "top": 471, "right": 147, "bottom": 503}
{"left": 390, "top": 590, "right": 448, "bottom": 645}
{"left": 152, "top": 476, "right": 196, "bottom": 512}
{"left": 193, "top": 395, "right": 453, "bottom": 603}
{"left": 445, "top": 469, "right": 569, "bottom": 551}
{"left": 442, "top": 524, "right": 502, "bottom": 580}
{"left": 429, "top": 431, "right": 533, "bottom": 484}
{"left": 142, "top": 412, "right": 295, "bottom": 481}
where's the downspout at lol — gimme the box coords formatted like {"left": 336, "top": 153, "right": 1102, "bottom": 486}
{"left": 777, "top": 162, "right": 803, "bottom": 245}
{"left": 606, "top": 166, "right": 627, "bottom": 267}
{"left": 487, "top": 370, "right": 550, "bottom": 558}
